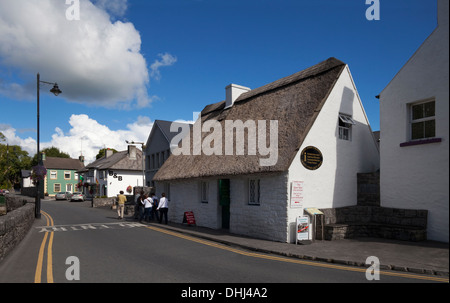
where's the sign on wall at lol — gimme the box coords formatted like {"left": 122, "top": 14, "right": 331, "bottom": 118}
{"left": 300, "top": 146, "right": 323, "bottom": 170}
{"left": 290, "top": 181, "right": 304, "bottom": 209}
{"left": 109, "top": 170, "right": 123, "bottom": 181}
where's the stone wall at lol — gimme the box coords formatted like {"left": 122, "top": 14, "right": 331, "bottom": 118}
{"left": 318, "top": 205, "right": 428, "bottom": 241}
{"left": 357, "top": 172, "right": 380, "bottom": 207}
{"left": 0, "top": 196, "right": 35, "bottom": 262}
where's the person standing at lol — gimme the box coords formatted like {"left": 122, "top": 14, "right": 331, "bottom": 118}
{"left": 140, "top": 195, "right": 153, "bottom": 223}
{"left": 134, "top": 191, "right": 144, "bottom": 220}
{"left": 157, "top": 193, "right": 169, "bottom": 224}
{"left": 151, "top": 193, "right": 159, "bottom": 222}
{"left": 117, "top": 191, "right": 127, "bottom": 219}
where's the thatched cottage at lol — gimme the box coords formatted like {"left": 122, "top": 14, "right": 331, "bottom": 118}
{"left": 154, "top": 57, "right": 380, "bottom": 243}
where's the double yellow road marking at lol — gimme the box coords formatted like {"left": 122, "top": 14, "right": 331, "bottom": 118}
{"left": 34, "top": 210, "right": 54, "bottom": 283}
{"left": 146, "top": 225, "right": 449, "bottom": 283}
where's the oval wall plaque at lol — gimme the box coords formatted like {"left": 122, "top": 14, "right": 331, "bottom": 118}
{"left": 300, "top": 146, "right": 323, "bottom": 170}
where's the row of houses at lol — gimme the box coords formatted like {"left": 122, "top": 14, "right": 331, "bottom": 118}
{"left": 25, "top": 0, "right": 448, "bottom": 243}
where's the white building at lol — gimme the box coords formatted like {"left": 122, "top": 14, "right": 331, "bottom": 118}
{"left": 154, "top": 58, "right": 380, "bottom": 243}
{"left": 378, "top": 0, "right": 449, "bottom": 243}
{"left": 79, "top": 146, "right": 144, "bottom": 197}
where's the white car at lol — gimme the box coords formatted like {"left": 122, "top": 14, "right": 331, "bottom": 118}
{"left": 55, "top": 192, "right": 71, "bottom": 200}
{"left": 70, "top": 192, "right": 85, "bottom": 202}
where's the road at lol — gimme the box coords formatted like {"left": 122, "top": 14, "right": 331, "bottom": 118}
{"left": 0, "top": 198, "right": 441, "bottom": 288}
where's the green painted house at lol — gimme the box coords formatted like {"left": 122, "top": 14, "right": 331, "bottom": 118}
{"left": 42, "top": 155, "right": 85, "bottom": 196}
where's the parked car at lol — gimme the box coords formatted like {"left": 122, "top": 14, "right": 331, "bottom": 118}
{"left": 0, "top": 189, "right": 10, "bottom": 195}
{"left": 55, "top": 192, "right": 71, "bottom": 200}
{"left": 71, "top": 192, "right": 85, "bottom": 202}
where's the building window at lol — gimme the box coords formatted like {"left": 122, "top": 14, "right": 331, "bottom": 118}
{"left": 410, "top": 100, "right": 435, "bottom": 140}
{"left": 54, "top": 184, "right": 61, "bottom": 192}
{"left": 200, "top": 181, "right": 209, "bottom": 203}
{"left": 248, "top": 179, "right": 260, "bottom": 205}
{"left": 338, "top": 114, "right": 355, "bottom": 141}
{"left": 164, "top": 183, "right": 171, "bottom": 200}
{"left": 64, "top": 171, "right": 71, "bottom": 180}
{"left": 50, "top": 171, "right": 57, "bottom": 180}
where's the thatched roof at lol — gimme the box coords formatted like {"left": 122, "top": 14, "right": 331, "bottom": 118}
{"left": 154, "top": 57, "right": 346, "bottom": 181}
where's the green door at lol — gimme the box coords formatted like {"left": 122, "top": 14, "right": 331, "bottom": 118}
{"left": 219, "top": 179, "right": 230, "bottom": 229}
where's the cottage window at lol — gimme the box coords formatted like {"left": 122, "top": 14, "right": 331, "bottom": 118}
{"left": 64, "top": 171, "right": 71, "bottom": 180}
{"left": 54, "top": 183, "right": 61, "bottom": 192}
{"left": 200, "top": 181, "right": 209, "bottom": 203}
{"left": 248, "top": 179, "right": 260, "bottom": 205}
{"left": 338, "top": 114, "right": 355, "bottom": 141}
{"left": 410, "top": 100, "right": 435, "bottom": 140}
{"left": 50, "top": 171, "right": 57, "bottom": 180}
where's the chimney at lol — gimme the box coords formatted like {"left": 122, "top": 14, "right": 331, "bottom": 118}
{"left": 225, "top": 84, "right": 251, "bottom": 109}
{"left": 79, "top": 155, "right": 84, "bottom": 163}
{"left": 41, "top": 152, "right": 46, "bottom": 161}
{"left": 128, "top": 145, "right": 137, "bottom": 160}
{"left": 106, "top": 149, "right": 113, "bottom": 158}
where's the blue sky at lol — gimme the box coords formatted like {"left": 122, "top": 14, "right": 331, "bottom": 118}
{"left": 0, "top": 0, "right": 438, "bottom": 163}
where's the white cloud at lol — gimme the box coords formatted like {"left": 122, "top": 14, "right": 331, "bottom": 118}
{"left": 0, "top": 114, "right": 153, "bottom": 165}
{"left": 0, "top": 0, "right": 174, "bottom": 109}
{"left": 150, "top": 53, "right": 178, "bottom": 81}
{"left": 0, "top": 124, "right": 37, "bottom": 156}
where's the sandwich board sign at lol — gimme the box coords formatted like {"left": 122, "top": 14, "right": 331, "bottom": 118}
{"left": 296, "top": 216, "right": 310, "bottom": 243}
{"left": 183, "top": 211, "right": 196, "bottom": 225}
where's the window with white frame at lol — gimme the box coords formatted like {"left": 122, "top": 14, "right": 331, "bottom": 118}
{"left": 410, "top": 100, "right": 435, "bottom": 140}
{"left": 248, "top": 179, "right": 260, "bottom": 205}
{"left": 50, "top": 171, "right": 57, "bottom": 180}
{"left": 64, "top": 171, "right": 71, "bottom": 180}
{"left": 200, "top": 181, "right": 208, "bottom": 203}
{"left": 54, "top": 183, "right": 61, "bottom": 192}
{"left": 338, "top": 114, "right": 355, "bottom": 141}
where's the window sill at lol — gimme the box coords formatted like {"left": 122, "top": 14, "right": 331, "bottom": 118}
{"left": 400, "top": 138, "right": 442, "bottom": 147}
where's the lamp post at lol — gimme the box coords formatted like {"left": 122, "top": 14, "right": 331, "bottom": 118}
{"left": 35, "top": 73, "right": 62, "bottom": 219}
{"left": 125, "top": 140, "right": 145, "bottom": 189}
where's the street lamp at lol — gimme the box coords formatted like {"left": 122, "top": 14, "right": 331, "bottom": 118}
{"left": 125, "top": 140, "right": 145, "bottom": 188}
{"left": 35, "top": 73, "right": 62, "bottom": 219}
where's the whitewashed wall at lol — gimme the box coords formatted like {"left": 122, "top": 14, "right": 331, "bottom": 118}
{"left": 97, "top": 170, "right": 143, "bottom": 197}
{"left": 287, "top": 66, "right": 380, "bottom": 242}
{"left": 229, "top": 173, "right": 289, "bottom": 242}
{"left": 156, "top": 179, "right": 221, "bottom": 229}
{"left": 379, "top": 0, "right": 449, "bottom": 242}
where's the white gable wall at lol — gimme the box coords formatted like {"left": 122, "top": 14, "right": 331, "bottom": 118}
{"left": 287, "top": 66, "right": 380, "bottom": 242}
{"left": 379, "top": 0, "right": 449, "bottom": 242}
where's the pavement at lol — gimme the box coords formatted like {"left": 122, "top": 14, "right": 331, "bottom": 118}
{"left": 145, "top": 221, "right": 449, "bottom": 278}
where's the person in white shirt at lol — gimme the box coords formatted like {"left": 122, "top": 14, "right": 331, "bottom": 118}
{"left": 140, "top": 195, "right": 153, "bottom": 223}
{"left": 157, "top": 193, "right": 169, "bottom": 224}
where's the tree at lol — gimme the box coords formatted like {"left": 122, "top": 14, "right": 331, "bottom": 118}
{"left": 31, "top": 146, "right": 71, "bottom": 166}
{"left": 0, "top": 143, "right": 32, "bottom": 189}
